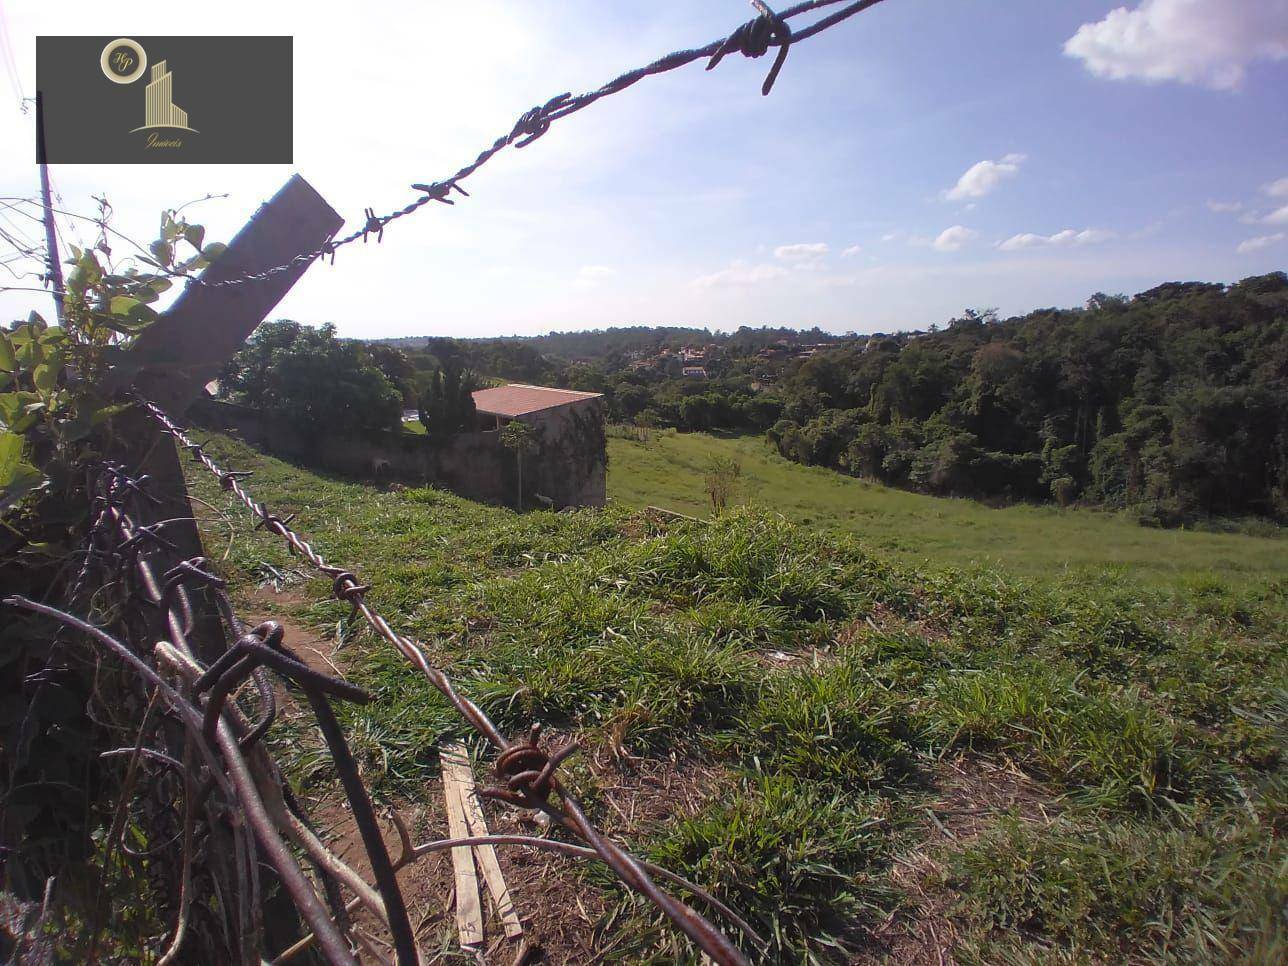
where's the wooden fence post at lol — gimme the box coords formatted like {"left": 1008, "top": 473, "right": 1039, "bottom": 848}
{"left": 105, "top": 174, "right": 343, "bottom": 415}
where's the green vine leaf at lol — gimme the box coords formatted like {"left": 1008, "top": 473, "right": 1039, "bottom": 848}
{"left": 0, "top": 392, "right": 41, "bottom": 432}
{"left": 149, "top": 239, "right": 173, "bottom": 266}
{"left": 32, "top": 363, "right": 56, "bottom": 395}
{"left": 0, "top": 431, "right": 43, "bottom": 512}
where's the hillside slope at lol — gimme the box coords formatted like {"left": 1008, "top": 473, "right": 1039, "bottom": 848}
{"left": 187, "top": 434, "right": 1285, "bottom": 962}
{"left": 608, "top": 429, "right": 1286, "bottom": 589}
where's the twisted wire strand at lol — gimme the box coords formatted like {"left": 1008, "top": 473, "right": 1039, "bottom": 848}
{"left": 135, "top": 394, "right": 752, "bottom": 965}
{"left": 119, "top": 0, "right": 887, "bottom": 292}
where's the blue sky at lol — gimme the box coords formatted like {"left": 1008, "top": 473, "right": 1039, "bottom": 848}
{"left": 2, "top": 0, "right": 1287, "bottom": 338}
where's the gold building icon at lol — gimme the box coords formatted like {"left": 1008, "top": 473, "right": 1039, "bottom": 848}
{"left": 132, "top": 60, "right": 196, "bottom": 132}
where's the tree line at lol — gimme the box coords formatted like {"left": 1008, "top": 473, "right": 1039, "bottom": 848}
{"left": 762, "top": 277, "right": 1286, "bottom": 523}
{"left": 544, "top": 275, "right": 1288, "bottom": 523}
{"left": 219, "top": 274, "right": 1287, "bottom": 524}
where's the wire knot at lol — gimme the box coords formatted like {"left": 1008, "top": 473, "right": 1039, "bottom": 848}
{"left": 329, "top": 571, "right": 371, "bottom": 618}
{"left": 707, "top": 0, "right": 792, "bottom": 95}
{"left": 510, "top": 93, "right": 572, "bottom": 148}
{"left": 319, "top": 239, "right": 337, "bottom": 264}
{"left": 247, "top": 619, "right": 286, "bottom": 650}
{"left": 253, "top": 505, "right": 295, "bottom": 534}
{"left": 362, "top": 208, "right": 385, "bottom": 243}
{"left": 218, "top": 470, "right": 252, "bottom": 491}
{"left": 484, "top": 723, "right": 579, "bottom": 806}
{"left": 409, "top": 180, "right": 469, "bottom": 204}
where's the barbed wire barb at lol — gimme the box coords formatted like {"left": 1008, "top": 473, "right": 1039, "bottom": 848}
{"left": 0, "top": 0, "right": 886, "bottom": 298}
{"left": 133, "top": 393, "right": 754, "bottom": 964}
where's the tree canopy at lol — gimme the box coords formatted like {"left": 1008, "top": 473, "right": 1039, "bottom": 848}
{"left": 765, "top": 274, "right": 1288, "bottom": 522}
{"left": 218, "top": 321, "right": 404, "bottom": 437}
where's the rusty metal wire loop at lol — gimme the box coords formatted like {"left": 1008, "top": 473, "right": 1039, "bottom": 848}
{"left": 134, "top": 394, "right": 754, "bottom": 964}
{"left": 8, "top": 462, "right": 367, "bottom": 963}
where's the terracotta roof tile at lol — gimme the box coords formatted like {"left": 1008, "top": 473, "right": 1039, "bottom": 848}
{"left": 471, "top": 384, "right": 602, "bottom": 418}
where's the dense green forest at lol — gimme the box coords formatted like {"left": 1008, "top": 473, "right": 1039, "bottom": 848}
{"left": 230, "top": 273, "right": 1287, "bottom": 524}
{"left": 542, "top": 276, "right": 1288, "bottom": 523}
{"left": 765, "top": 277, "right": 1287, "bottom": 522}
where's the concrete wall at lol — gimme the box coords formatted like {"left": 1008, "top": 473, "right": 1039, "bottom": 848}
{"left": 510, "top": 399, "right": 607, "bottom": 509}
{"left": 189, "top": 398, "right": 606, "bottom": 509}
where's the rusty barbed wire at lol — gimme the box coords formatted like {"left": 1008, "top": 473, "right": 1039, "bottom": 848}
{"left": 57, "top": 0, "right": 884, "bottom": 295}
{"left": 0, "top": 6, "right": 893, "bottom": 955}
{"left": 133, "top": 394, "right": 758, "bottom": 963}
{"left": 7, "top": 461, "right": 376, "bottom": 962}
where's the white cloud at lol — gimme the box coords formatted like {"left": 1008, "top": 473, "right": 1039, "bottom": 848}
{"left": 1261, "top": 204, "right": 1288, "bottom": 225}
{"left": 1206, "top": 200, "right": 1244, "bottom": 213}
{"left": 576, "top": 264, "right": 616, "bottom": 282}
{"left": 1236, "top": 232, "right": 1286, "bottom": 254}
{"left": 574, "top": 265, "right": 617, "bottom": 288}
{"left": 774, "top": 242, "right": 829, "bottom": 261}
{"left": 691, "top": 260, "right": 787, "bottom": 289}
{"left": 1238, "top": 201, "right": 1288, "bottom": 225}
{"left": 1064, "top": 0, "right": 1288, "bottom": 91}
{"left": 933, "top": 225, "right": 978, "bottom": 252}
{"left": 943, "top": 153, "right": 1026, "bottom": 201}
{"left": 881, "top": 232, "right": 899, "bottom": 242}
{"left": 1267, "top": 176, "right": 1288, "bottom": 198}
{"left": 841, "top": 244, "right": 863, "bottom": 257}
{"left": 997, "top": 228, "right": 1117, "bottom": 251}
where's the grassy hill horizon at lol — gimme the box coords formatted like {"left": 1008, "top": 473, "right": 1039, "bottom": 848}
{"left": 607, "top": 428, "right": 1286, "bottom": 591}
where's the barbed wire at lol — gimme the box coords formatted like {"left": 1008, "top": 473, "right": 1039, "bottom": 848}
{"left": 9, "top": 461, "right": 382, "bottom": 961}
{"left": 90, "top": 0, "right": 887, "bottom": 294}
{"left": 132, "top": 394, "right": 759, "bottom": 963}
{"left": 0, "top": 1, "right": 888, "bottom": 313}
{"left": 7, "top": 452, "right": 759, "bottom": 962}
{"left": 2, "top": 6, "right": 893, "bottom": 955}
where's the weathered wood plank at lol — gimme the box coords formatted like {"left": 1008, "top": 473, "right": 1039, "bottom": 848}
{"left": 441, "top": 744, "right": 483, "bottom": 950}
{"left": 105, "top": 174, "right": 342, "bottom": 414}
{"left": 442, "top": 746, "right": 524, "bottom": 940}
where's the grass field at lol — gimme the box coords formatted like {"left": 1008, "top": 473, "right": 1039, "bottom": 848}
{"left": 185, "top": 433, "right": 1286, "bottom": 963}
{"left": 608, "top": 428, "right": 1287, "bottom": 590}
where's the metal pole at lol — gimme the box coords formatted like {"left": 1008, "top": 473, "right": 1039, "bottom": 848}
{"left": 34, "top": 92, "right": 64, "bottom": 324}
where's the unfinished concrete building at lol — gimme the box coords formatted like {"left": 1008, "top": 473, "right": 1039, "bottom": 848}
{"left": 472, "top": 384, "right": 607, "bottom": 508}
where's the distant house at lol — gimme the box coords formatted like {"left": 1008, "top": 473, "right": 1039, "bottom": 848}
{"left": 472, "top": 384, "right": 607, "bottom": 507}
{"left": 679, "top": 346, "right": 706, "bottom": 363}
{"left": 681, "top": 366, "right": 708, "bottom": 379}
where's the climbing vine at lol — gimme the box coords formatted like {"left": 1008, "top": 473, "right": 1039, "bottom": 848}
{"left": 0, "top": 203, "right": 224, "bottom": 919}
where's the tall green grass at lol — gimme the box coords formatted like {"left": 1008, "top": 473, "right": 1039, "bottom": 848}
{"left": 608, "top": 429, "right": 1286, "bottom": 591}
{"left": 185, "top": 434, "right": 1286, "bottom": 962}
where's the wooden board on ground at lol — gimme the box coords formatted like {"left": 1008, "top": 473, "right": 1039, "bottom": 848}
{"left": 441, "top": 744, "right": 483, "bottom": 950}
{"left": 441, "top": 743, "right": 525, "bottom": 939}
